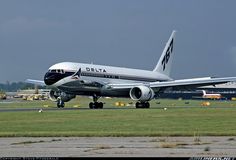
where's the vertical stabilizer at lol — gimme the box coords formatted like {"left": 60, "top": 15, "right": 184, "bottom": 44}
{"left": 153, "top": 30, "right": 176, "bottom": 77}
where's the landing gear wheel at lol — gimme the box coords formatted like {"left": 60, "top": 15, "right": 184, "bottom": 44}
{"left": 98, "top": 102, "right": 103, "bottom": 109}
{"left": 57, "top": 98, "right": 65, "bottom": 108}
{"left": 57, "top": 103, "right": 64, "bottom": 108}
{"left": 89, "top": 102, "right": 103, "bottom": 109}
{"left": 89, "top": 102, "right": 95, "bottom": 109}
{"left": 135, "top": 102, "right": 150, "bottom": 108}
{"left": 135, "top": 102, "right": 142, "bottom": 108}
{"left": 144, "top": 102, "right": 150, "bottom": 108}
{"left": 94, "top": 102, "right": 99, "bottom": 109}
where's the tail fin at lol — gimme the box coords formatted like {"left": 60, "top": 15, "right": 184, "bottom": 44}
{"left": 153, "top": 30, "right": 176, "bottom": 77}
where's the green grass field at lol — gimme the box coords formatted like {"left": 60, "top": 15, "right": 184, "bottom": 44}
{"left": 0, "top": 97, "right": 236, "bottom": 137}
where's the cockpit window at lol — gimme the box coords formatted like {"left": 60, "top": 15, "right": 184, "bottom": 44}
{"left": 49, "top": 69, "right": 65, "bottom": 74}
{"left": 50, "top": 69, "right": 56, "bottom": 73}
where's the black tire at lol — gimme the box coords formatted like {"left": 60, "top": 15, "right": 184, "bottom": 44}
{"left": 98, "top": 102, "right": 103, "bottom": 109}
{"left": 89, "top": 102, "right": 103, "bottom": 109}
{"left": 145, "top": 102, "right": 150, "bottom": 108}
{"left": 89, "top": 102, "right": 94, "bottom": 109}
{"left": 57, "top": 99, "right": 65, "bottom": 108}
{"left": 135, "top": 102, "right": 141, "bottom": 108}
{"left": 94, "top": 102, "right": 99, "bottom": 109}
{"left": 136, "top": 102, "right": 150, "bottom": 108}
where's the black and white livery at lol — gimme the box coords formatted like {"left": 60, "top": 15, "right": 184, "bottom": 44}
{"left": 27, "top": 31, "right": 236, "bottom": 108}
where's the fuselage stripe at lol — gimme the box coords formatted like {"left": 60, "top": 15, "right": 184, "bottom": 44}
{"left": 80, "top": 71, "right": 159, "bottom": 82}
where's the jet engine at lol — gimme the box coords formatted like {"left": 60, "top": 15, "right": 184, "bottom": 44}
{"left": 129, "top": 86, "right": 155, "bottom": 101}
{"left": 49, "top": 90, "right": 76, "bottom": 102}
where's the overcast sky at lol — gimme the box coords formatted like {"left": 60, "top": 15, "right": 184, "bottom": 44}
{"left": 0, "top": 0, "right": 236, "bottom": 83}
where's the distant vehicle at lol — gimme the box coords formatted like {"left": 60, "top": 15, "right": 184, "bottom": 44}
{"left": 21, "top": 94, "right": 48, "bottom": 101}
{"left": 0, "top": 94, "right": 6, "bottom": 100}
{"left": 202, "top": 90, "right": 222, "bottom": 99}
{"left": 0, "top": 91, "right": 6, "bottom": 100}
{"left": 27, "top": 30, "right": 236, "bottom": 108}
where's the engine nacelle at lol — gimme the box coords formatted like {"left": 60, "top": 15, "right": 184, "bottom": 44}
{"left": 49, "top": 90, "right": 76, "bottom": 102}
{"left": 129, "top": 86, "right": 155, "bottom": 101}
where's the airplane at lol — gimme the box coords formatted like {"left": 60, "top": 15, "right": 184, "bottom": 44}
{"left": 26, "top": 30, "right": 236, "bottom": 109}
{"left": 201, "top": 90, "right": 222, "bottom": 99}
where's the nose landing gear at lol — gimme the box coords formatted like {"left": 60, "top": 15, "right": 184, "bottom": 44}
{"left": 57, "top": 97, "right": 65, "bottom": 108}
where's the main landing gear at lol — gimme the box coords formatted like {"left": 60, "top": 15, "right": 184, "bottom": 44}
{"left": 89, "top": 94, "right": 103, "bottom": 109}
{"left": 88, "top": 94, "right": 150, "bottom": 109}
{"left": 135, "top": 101, "right": 150, "bottom": 108}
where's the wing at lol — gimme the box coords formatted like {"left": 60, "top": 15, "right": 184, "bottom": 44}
{"left": 26, "top": 79, "right": 46, "bottom": 86}
{"left": 106, "top": 77, "right": 236, "bottom": 91}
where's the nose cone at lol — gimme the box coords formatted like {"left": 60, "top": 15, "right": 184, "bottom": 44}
{"left": 44, "top": 72, "right": 57, "bottom": 85}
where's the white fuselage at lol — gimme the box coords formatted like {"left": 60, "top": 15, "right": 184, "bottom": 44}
{"left": 44, "top": 62, "right": 171, "bottom": 97}
{"left": 51, "top": 62, "right": 171, "bottom": 84}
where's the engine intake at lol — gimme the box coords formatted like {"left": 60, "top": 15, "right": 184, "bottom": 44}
{"left": 49, "top": 90, "right": 76, "bottom": 102}
{"left": 129, "top": 86, "right": 155, "bottom": 101}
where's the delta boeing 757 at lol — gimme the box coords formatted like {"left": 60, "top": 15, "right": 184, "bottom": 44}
{"left": 27, "top": 31, "right": 236, "bottom": 108}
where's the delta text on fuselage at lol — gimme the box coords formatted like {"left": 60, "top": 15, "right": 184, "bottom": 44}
{"left": 86, "top": 67, "right": 107, "bottom": 73}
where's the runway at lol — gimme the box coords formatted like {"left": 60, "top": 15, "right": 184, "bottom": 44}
{"left": 0, "top": 107, "right": 137, "bottom": 112}
{"left": 0, "top": 107, "right": 80, "bottom": 112}
{"left": 0, "top": 105, "right": 235, "bottom": 112}
{"left": 0, "top": 106, "right": 148, "bottom": 112}
{"left": 0, "top": 136, "right": 236, "bottom": 157}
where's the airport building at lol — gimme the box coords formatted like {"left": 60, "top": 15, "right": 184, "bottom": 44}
{"left": 6, "top": 89, "right": 50, "bottom": 100}
{"left": 159, "top": 82, "right": 236, "bottom": 100}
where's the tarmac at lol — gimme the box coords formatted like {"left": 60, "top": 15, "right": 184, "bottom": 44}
{"left": 0, "top": 136, "right": 236, "bottom": 157}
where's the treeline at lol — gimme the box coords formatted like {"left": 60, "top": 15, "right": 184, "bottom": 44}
{"left": 0, "top": 82, "right": 45, "bottom": 92}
